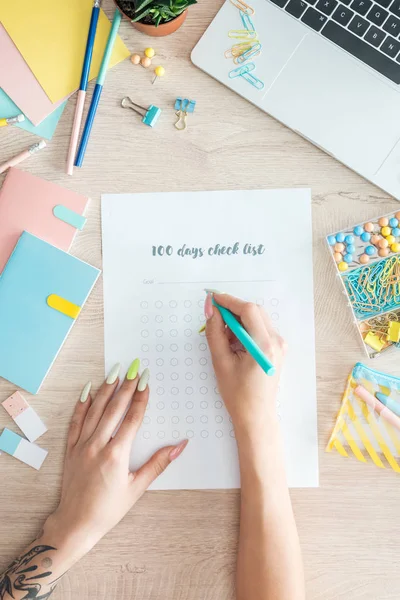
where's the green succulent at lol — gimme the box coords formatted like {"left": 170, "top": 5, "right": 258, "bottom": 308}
{"left": 131, "top": 0, "right": 197, "bottom": 26}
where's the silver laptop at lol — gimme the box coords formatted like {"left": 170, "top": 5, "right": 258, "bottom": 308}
{"left": 191, "top": 0, "right": 400, "bottom": 199}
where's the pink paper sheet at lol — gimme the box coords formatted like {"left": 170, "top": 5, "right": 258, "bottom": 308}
{"left": 0, "top": 24, "right": 69, "bottom": 126}
{"left": 0, "top": 168, "right": 89, "bottom": 274}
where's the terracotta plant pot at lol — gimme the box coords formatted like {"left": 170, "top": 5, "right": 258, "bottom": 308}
{"left": 114, "top": 2, "right": 188, "bottom": 37}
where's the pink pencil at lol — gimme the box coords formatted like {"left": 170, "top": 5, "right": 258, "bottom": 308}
{"left": 355, "top": 385, "right": 400, "bottom": 432}
{"left": 0, "top": 140, "right": 46, "bottom": 175}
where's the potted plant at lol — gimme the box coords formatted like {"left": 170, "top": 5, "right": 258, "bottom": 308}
{"left": 115, "top": 0, "right": 197, "bottom": 36}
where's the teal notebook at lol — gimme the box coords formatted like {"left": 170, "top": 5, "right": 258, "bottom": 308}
{"left": 0, "top": 232, "right": 100, "bottom": 394}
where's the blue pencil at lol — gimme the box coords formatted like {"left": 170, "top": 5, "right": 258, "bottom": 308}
{"left": 66, "top": 0, "right": 101, "bottom": 175}
{"left": 74, "top": 9, "right": 122, "bottom": 168}
{"left": 211, "top": 298, "right": 276, "bottom": 376}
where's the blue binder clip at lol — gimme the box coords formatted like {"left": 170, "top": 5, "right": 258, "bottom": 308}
{"left": 174, "top": 98, "right": 196, "bottom": 130}
{"left": 121, "top": 97, "right": 161, "bottom": 128}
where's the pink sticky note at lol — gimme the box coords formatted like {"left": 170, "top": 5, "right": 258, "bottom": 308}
{"left": 2, "top": 391, "right": 28, "bottom": 419}
{"left": 0, "top": 168, "right": 89, "bottom": 274}
{"left": 0, "top": 24, "right": 70, "bottom": 126}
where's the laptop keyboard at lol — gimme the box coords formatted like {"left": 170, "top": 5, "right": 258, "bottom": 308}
{"left": 269, "top": 0, "right": 400, "bottom": 83}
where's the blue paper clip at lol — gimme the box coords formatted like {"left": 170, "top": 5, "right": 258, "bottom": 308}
{"left": 229, "top": 62, "right": 256, "bottom": 79}
{"left": 234, "top": 43, "right": 262, "bottom": 64}
{"left": 121, "top": 97, "right": 161, "bottom": 127}
{"left": 241, "top": 71, "right": 265, "bottom": 90}
{"left": 240, "top": 10, "right": 256, "bottom": 31}
{"left": 175, "top": 98, "right": 196, "bottom": 113}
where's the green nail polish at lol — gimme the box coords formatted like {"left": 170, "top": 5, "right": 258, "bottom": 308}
{"left": 127, "top": 358, "right": 140, "bottom": 380}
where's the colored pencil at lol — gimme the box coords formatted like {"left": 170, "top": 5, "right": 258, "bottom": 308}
{"left": 66, "top": 0, "right": 102, "bottom": 175}
{"left": 0, "top": 140, "right": 46, "bottom": 175}
{"left": 210, "top": 295, "right": 276, "bottom": 376}
{"left": 355, "top": 386, "right": 400, "bottom": 432}
{"left": 0, "top": 114, "right": 25, "bottom": 127}
{"left": 74, "top": 9, "right": 122, "bottom": 168}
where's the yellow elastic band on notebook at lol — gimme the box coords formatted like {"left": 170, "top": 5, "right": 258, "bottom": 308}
{"left": 47, "top": 294, "right": 81, "bottom": 319}
{"left": 358, "top": 400, "right": 400, "bottom": 473}
{"left": 346, "top": 403, "right": 385, "bottom": 468}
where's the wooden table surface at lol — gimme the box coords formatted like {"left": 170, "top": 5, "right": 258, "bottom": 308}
{"left": 1, "top": 2, "right": 400, "bottom": 598}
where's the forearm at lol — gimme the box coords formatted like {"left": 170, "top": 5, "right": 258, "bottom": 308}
{"left": 236, "top": 413, "right": 305, "bottom": 600}
{"left": 0, "top": 516, "right": 87, "bottom": 600}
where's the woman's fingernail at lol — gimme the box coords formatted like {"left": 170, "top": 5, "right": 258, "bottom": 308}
{"left": 204, "top": 288, "right": 225, "bottom": 294}
{"left": 80, "top": 381, "right": 91, "bottom": 403}
{"left": 138, "top": 368, "right": 150, "bottom": 392}
{"left": 127, "top": 358, "right": 140, "bottom": 380}
{"left": 204, "top": 293, "right": 214, "bottom": 320}
{"left": 106, "top": 363, "right": 121, "bottom": 384}
{"left": 169, "top": 439, "right": 189, "bottom": 461}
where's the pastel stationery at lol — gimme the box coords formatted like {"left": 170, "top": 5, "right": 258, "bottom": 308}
{"left": 66, "top": 0, "right": 102, "bottom": 175}
{"left": 1, "top": 0, "right": 130, "bottom": 103}
{"left": 327, "top": 363, "right": 400, "bottom": 474}
{"left": 0, "top": 168, "right": 89, "bottom": 273}
{"left": 326, "top": 210, "right": 400, "bottom": 358}
{"left": 0, "top": 24, "right": 68, "bottom": 126}
{"left": 0, "top": 232, "right": 100, "bottom": 394}
{"left": 0, "top": 114, "right": 24, "bottom": 127}
{"left": 210, "top": 296, "right": 275, "bottom": 376}
{"left": 2, "top": 392, "right": 47, "bottom": 442}
{"left": 75, "top": 10, "right": 122, "bottom": 167}
{"left": 0, "top": 88, "right": 67, "bottom": 139}
{"left": 376, "top": 392, "right": 400, "bottom": 418}
{"left": 0, "top": 428, "right": 48, "bottom": 470}
{"left": 0, "top": 141, "right": 46, "bottom": 176}
{"left": 355, "top": 386, "right": 400, "bottom": 432}
{"left": 102, "top": 189, "right": 318, "bottom": 490}
{"left": 120, "top": 97, "right": 162, "bottom": 128}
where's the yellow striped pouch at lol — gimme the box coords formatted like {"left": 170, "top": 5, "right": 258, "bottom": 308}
{"left": 326, "top": 362, "right": 400, "bottom": 473}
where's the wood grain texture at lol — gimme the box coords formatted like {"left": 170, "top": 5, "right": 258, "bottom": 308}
{"left": 1, "top": 2, "right": 400, "bottom": 598}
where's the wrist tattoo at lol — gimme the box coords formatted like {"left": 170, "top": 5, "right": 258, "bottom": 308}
{"left": 0, "top": 545, "right": 57, "bottom": 600}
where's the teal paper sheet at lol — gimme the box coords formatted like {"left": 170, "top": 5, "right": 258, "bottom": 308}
{"left": 0, "top": 88, "right": 67, "bottom": 139}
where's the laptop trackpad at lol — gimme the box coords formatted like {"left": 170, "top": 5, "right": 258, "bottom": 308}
{"left": 263, "top": 33, "right": 400, "bottom": 176}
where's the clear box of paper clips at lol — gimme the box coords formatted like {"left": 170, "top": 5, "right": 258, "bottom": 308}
{"left": 327, "top": 211, "right": 400, "bottom": 358}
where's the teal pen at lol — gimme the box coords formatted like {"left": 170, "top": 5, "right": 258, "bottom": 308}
{"left": 211, "top": 298, "right": 276, "bottom": 376}
{"left": 376, "top": 392, "right": 400, "bottom": 417}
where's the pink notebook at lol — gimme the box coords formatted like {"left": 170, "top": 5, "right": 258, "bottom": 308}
{"left": 0, "top": 24, "right": 69, "bottom": 126}
{"left": 0, "top": 168, "right": 89, "bottom": 273}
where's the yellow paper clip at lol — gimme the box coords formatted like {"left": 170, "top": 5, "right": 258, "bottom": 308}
{"left": 228, "top": 29, "right": 258, "bottom": 40}
{"left": 230, "top": 0, "right": 255, "bottom": 15}
{"left": 224, "top": 42, "right": 254, "bottom": 58}
{"left": 234, "top": 42, "right": 262, "bottom": 64}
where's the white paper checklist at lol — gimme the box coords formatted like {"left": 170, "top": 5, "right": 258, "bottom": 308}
{"left": 101, "top": 189, "right": 318, "bottom": 490}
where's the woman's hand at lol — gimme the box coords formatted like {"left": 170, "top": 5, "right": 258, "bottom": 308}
{"left": 204, "top": 292, "right": 286, "bottom": 439}
{"left": 44, "top": 363, "right": 188, "bottom": 566}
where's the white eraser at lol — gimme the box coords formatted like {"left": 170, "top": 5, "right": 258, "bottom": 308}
{"left": 0, "top": 428, "right": 48, "bottom": 470}
{"left": 14, "top": 437, "right": 48, "bottom": 470}
{"left": 2, "top": 391, "right": 47, "bottom": 442}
